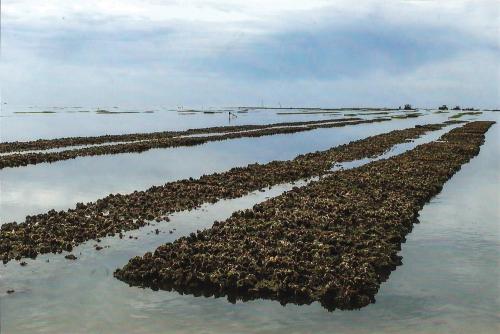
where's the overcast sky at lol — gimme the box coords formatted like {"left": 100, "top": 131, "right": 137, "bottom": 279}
{"left": 1, "top": 0, "right": 499, "bottom": 108}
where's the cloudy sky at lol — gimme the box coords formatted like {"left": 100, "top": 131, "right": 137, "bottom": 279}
{"left": 1, "top": 0, "right": 499, "bottom": 108}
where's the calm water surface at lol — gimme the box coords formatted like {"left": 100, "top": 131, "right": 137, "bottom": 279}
{"left": 0, "top": 109, "right": 498, "bottom": 333}
{"left": 0, "top": 105, "right": 386, "bottom": 142}
{"left": 1, "top": 111, "right": 445, "bottom": 222}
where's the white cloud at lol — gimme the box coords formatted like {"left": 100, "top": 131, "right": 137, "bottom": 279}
{"left": 1, "top": 0, "right": 499, "bottom": 107}
{"left": 4, "top": 0, "right": 498, "bottom": 41}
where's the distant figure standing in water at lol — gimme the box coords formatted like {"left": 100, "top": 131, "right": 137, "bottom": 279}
{"left": 228, "top": 111, "right": 237, "bottom": 123}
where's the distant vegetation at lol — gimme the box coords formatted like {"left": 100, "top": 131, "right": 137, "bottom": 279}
{"left": 443, "top": 105, "right": 478, "bottom": 111}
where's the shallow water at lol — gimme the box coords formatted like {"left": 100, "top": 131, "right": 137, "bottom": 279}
{"left": 0, "top": 109, "right": 498, "bottom": 333}
{"left": 0, "top": 105, "right": 389, "bottom": 142}
{"left": 331, "top": 122, "right": 462, "bottom": 172}
{"left": 1, "top": 112, "right": 444, "bottom": 223}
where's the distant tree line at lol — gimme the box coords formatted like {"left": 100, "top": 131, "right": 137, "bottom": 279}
{"left": 440, "top": 105, "right": 477, "bottom": 111}
{"left": 398, "top": 104, "right": 477, "bottom": 111}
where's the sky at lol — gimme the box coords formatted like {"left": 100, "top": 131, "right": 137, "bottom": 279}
{"left": 1, "top": 0, "right": 499, "bottom": 108}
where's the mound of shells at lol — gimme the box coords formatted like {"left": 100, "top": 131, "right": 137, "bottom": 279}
{"left": 114, "top": 121, "right": 495, "bottom": 310}
{"left": 0, "top": 123, "right": 445, "bottom": 263}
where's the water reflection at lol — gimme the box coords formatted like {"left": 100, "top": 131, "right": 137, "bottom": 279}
{"left": 331, "top": 122, "right": 461, "bottom": 172}
{"left": 1, "top": 112, "right": 447, "bottom": 222}
{"left": 1, "top": 105, "right": 364, "bottom": 142}
{"left": 0, "top": 111, "right": 497, "bottom": 333}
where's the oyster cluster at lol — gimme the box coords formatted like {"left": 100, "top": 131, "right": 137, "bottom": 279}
{"left": 0, "top": 123, "right": 446, "bottom": 263}
{"left": 114, "top": 121, "right": 495, "bottom": 310}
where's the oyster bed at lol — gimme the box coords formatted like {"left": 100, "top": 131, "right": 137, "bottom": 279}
{"left": 0, "top": 118, "right": 361, "bottom": 153}
{"left": 0, "top": 118, "right": 386, "bottom": 169}
{"left": 114, "top": 121, "right": 494, "bottom": 310}
{"left": 0, "top": 123, "right": 445, "bottom": 263}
